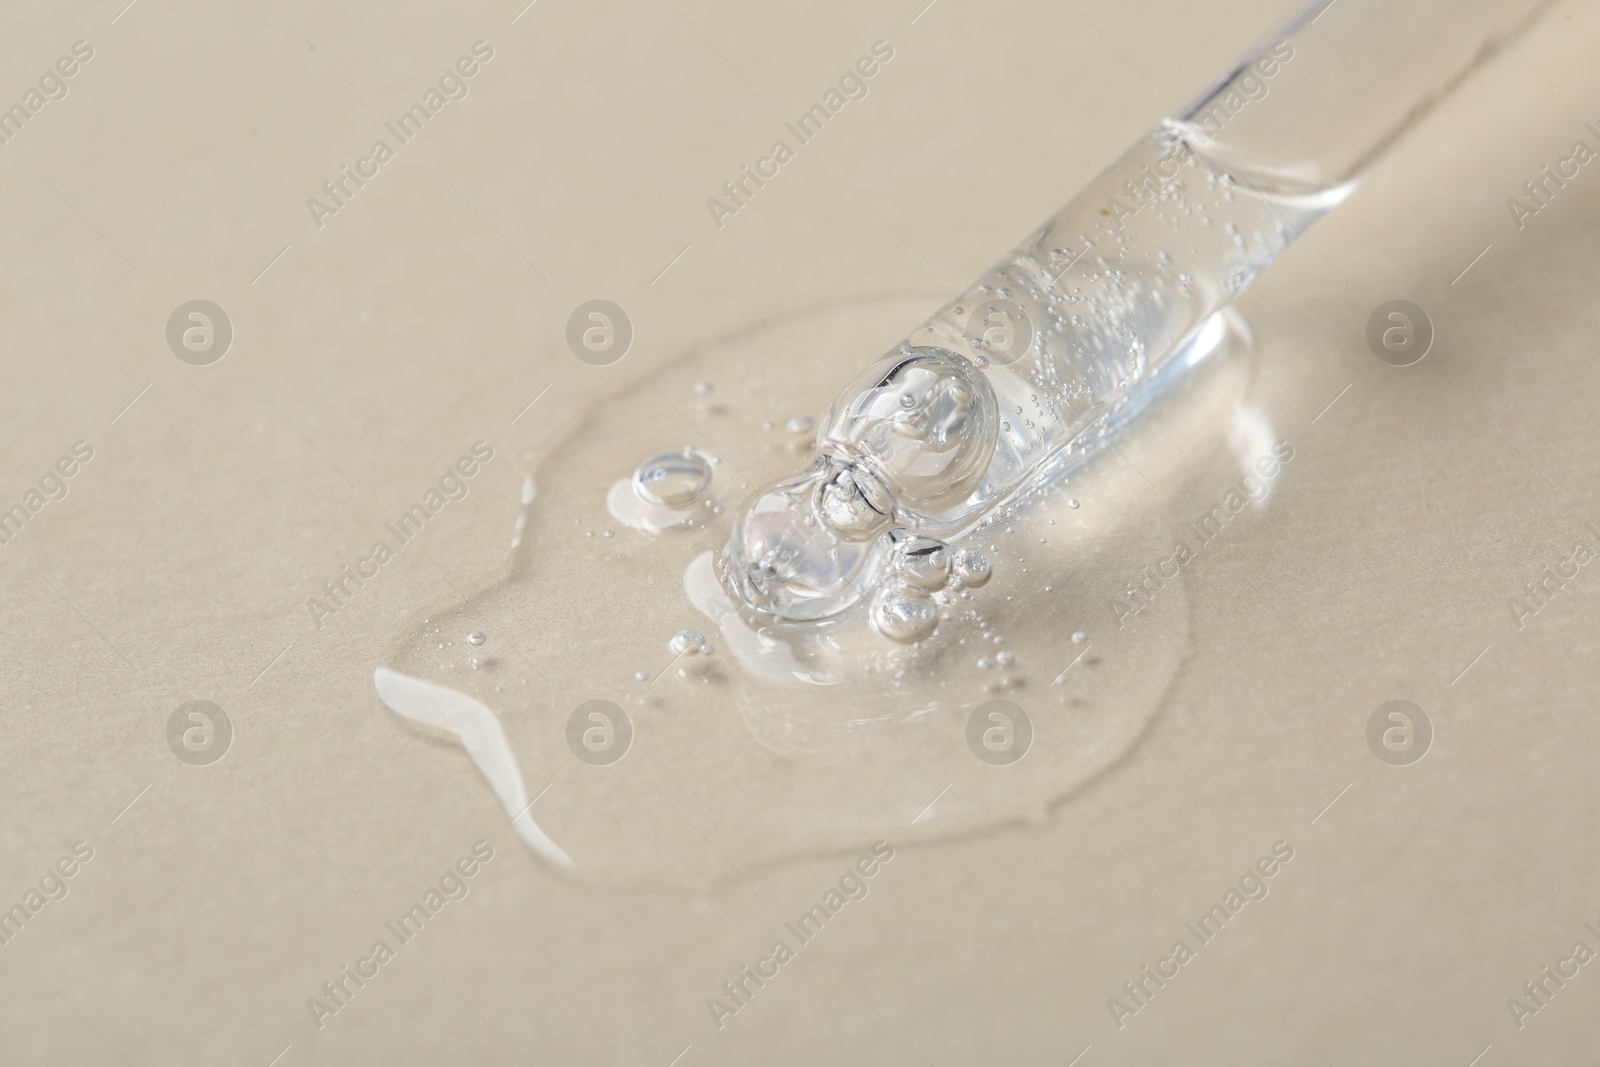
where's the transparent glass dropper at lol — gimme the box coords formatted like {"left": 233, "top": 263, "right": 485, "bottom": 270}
{"left": 721, "top": 0, "right": 1555, "bottom": 626}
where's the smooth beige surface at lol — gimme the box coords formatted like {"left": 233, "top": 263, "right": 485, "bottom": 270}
{"left": 3, "top": 1, "right": 1600, "bottom": 1064}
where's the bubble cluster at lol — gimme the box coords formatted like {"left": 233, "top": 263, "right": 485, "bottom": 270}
{"left": 713, "top": 124, "right": 1310, "bottom": 641}
{"left": 822, "top": 349, "right": 998, "bottom": 513}
{"left": 670, "top": 628, "right": 710, "bottom": 656}
{"left": 721, "top": 348, "right": 999, "bottom": 626}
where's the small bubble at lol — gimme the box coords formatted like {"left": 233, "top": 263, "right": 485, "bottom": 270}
{"left": 1068, "top": 498, "right": 1079, "bottom": 509}
{"left": 762, "top": 419, "right": 776, "bottom": 430}
{"left": 952, "top": 547, "right": 992, "bottom": 587}
{"left": 634, "top": 670, "right": 650, "bottom": 681}
{"left": 1072, "top": 631, "right": 1087, "bottom": 643}
{"left": 694, "top": 381, "right": 713, "bottom": 394}
{"left": 786, "top": 414, "right": 816, "bottom": 435}
{"left": 997, "top": 650, "right": 1016, "bottom": 667}
{"left": 976, "top": 656, "right": 995, "bottom": 670}
{"left": 632, "top": 449, "right": 714, "bottom": 509}
{"left": 670, "top": 628, "right": 709, "bottom": 656}
{"left": 870, "top": 585, "right": 939, "bottom": 643}
{"left": 603, "top": 529, "right": 615, "bottom": 538}
{"left": 466, "top": 631, "right": 486, "bottom": 646}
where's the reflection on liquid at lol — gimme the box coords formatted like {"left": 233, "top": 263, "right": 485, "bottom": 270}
{"left": 374, "top": 667, "right": 572, "bottom": 867}
{"left": 373, "top": 299, "right": 1285, "bottom": 885}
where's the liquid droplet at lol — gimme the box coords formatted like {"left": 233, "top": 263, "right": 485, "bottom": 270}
{"left": 670, "top": 628, "right": 709, "bottom": 656}
{"left": 466, "top": 631, "right": 486, "bottom": 646}
{"left": 786, "top": 414, "right": 816, "bottom": 435}
{"left": 633, "top": 450, "right": 714, "bottom": 509}
{"left": 894, "top": 536, "right": 950, "bottom": 592}
{"left": 869, "top": 585, "right": 939, "bottom": 643}
{"left": 952, "top": 547, "right": 992, "bottom": 587}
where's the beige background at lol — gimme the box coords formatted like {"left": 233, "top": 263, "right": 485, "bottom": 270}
{"left": 3, "top": 0, "right": 1600, "bottom": 1063}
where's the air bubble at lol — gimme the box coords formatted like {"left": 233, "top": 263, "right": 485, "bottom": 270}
{"left": 952, "top": 547, "right": 992, "bottom": 587}
{"left": 670, "top": 628, "right": 709, "bottom": 656}
{"left": 894, "top": 536, "right": 950, "bottom": 592}
{"left": 786, "top": 415, "right": 815, "bottom": 435}
{"left": 466, "top": 631, "right": 486, "bottom": 646}
{"left": 633, "top": 450, "right": 714, "bottom": 509}
{"left": 869, "top": 585, "right": 939, "bottom": 643}
{"left": 610, "top": 448, "right": 718, "bottom": 534}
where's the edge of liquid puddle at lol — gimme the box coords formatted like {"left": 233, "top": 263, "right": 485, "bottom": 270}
{"left": 374, "top": 296, "right": 1273, "bottom": 892}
